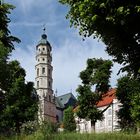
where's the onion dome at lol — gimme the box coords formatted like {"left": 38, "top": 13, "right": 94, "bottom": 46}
{"left": 36, "top": 33, "right": 51, "bottom": 50}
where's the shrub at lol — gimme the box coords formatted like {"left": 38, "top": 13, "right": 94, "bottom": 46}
{"left": 20, "top": 120, "right": 39, "bottom": 135}
{"left": 63, "top": 106, "right": 76, "bottom": 132}
{"left": 39, "top": 120, "right": 58, "bottom": 139}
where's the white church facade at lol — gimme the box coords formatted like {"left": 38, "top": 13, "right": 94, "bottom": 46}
{"left": 74, "top": 88, "right": 121, "bottom": 133}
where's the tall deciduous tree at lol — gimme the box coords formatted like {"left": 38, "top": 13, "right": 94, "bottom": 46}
{"left": 0, "top": 61, "right": 38, "bottom": 134}
{"left": 63, "top": 106, "right": 76, "bottom": 132}
{"left": 0, "top": 3, "right": 20, "bottom": 132}
{"left": 59, "top": 0, "right": 140, "bottom": 77}
{"left": 116, "top": 76, "right": 140, "bottom": 132}
{"left": 0, "top": 2, "right": 38, "bottom": 134}
{"left": 76, "top": 58, "right": 113, "bottom": 131}
{"left": 0, "top": 2, "right": 20, "bottom": 90}
{"left": 116, "top": 76, "right": 136, "bottom": 131}
{"left": 131, "top": 93, "right": 140, "bottom": 133}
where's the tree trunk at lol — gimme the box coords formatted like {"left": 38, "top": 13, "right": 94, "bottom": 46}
{"left": 137, "top": 126, "right": 140, "bottom": 133}
{"left": 137, "top": 123, "right": 140, "bottom": 134}
{"left": 15, "top": 121, "right": 20, "bottom": 134}
{"left": 91, "top": 121, "right": 95, "bottom": 132}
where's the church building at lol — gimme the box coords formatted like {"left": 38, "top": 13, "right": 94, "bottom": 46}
{"left": 35, "top": 31, "right": 56, "bottom": 122}
{"left": 35, "top": 31, "right": 77, "bottom": 123}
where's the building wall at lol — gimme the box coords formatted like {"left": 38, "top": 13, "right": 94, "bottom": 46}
{"left": 56, "top": 108, "right": 63, "bottom": 122}
{"left": 44, "top": 97, "right": 56, "bottom": 122}
{"left": 35, "top": 35, "right": 56, "bottom": 123}
{"left": 95, "top": 99, "right": 121, "bottom": 132}
{"left": 75, "top": 117, "right": 91, "bottom": 133}
{"left": 75, "top": 99, "right": 121, "bottom": 133}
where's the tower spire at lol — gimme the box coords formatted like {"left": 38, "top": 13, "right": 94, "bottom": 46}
{"left": 35, "top": 30, "right": 56, "bottom": 122}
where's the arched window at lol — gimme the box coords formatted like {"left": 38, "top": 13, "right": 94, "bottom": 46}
{"left": 42, "top": 67, "right": 45, "bottom": 74}
{"left": 37, "top": 68, "right": 39, "bottom": 76}
{"left": 48, "top": 81, "right": 51, "bottom": 87}
{"left": 37, "top": 81, "right": 39, "bottom": 88}
{"left": 48, "top": 69, "right": 51, "bottom": 75}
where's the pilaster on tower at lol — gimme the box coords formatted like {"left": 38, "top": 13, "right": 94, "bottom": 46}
{"left": 35, "top": 31, "right": 56, "bottom": 122}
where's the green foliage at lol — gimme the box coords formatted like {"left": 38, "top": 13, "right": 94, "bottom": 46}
{"left": 63, "top": 106, "right": 76, "bottom": 132}
{"left": 20, "top": 120, "right": 39, "bottom": 135}
{"left": 116, "top": 76, "right": 140, "bottom": 132}
{"left": 0, "top": 3, "right": 20, "bottom": 56}
{"left": 59, "top": 0, "right": 140, "bottom": 77}
{"left": 130, "top": 82, "right": 140, "bottom": 132}
{"left": 0, "top": 2, "right": 20, "bottom": 92}
{"left": 0, "top": 2, "right": 21, "bottom": 135}
{"left": 0, "top": 2, "right": 38, "bottom": 135}
{"left": 131, "top": 93, "right": 140, "bottom": 132}
{"left": 77, "top": 58, "right": 113, "bottom": 129}
{"left": 40, "top": 121, "right": 58, "bottom": 139}
{"left": 0, "top": 61, "right": 38, "bottom": 134}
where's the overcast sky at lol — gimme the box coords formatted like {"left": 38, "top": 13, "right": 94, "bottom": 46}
{"left": 6, "top": 0, "right": 123, "bottom": 96}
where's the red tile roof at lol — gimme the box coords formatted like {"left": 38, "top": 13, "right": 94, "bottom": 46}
{"left": 97, "top": 88, "right": 116, "bottom": 107}
{"left": 73, "top": 88, "right": 116, "bottom": 112}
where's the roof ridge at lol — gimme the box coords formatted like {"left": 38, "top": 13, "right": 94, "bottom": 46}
{"left": 57, "top": 92, "right": 72, "bottom": 98}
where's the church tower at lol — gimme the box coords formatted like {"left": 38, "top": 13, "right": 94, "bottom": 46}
{"left": 35, "top": 30, "right": 56, "bottom": 122}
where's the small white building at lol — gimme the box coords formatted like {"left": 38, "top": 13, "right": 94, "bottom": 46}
{"left": 74, "top": 88, "right": 121, "bottom": 133}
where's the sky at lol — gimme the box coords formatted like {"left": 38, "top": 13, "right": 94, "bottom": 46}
{"left": 5, "top": 0, "right": 123, "bottom": 96}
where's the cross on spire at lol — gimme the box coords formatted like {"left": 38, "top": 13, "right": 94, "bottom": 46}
{"left": 43, "top": 24, "right": 46, "bottom": 34}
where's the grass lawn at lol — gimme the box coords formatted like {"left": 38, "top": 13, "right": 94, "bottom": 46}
{"left": 1, "top": 132, "right": 140, "bottom": 140}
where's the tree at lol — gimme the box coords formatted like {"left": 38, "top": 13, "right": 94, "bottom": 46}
{"left": 131, "top": 93, "right": 140, "bottom": 133}
{"left": 0, "top": 61, "right": 38, "bottom": 134}
{"left": 59, "top": 0, "right": 140, "bottom": 77}
{"left": 0, "top": 3, "right": 21, "bottom": 133}
{"left": 0, "top": 2, "right": 20, "bottom": 90}
{"left": 116, "top": 76, "right": 135, "bottom": 131}
{"left": 0, "top": 2, "right": 38, "bottom": 134}
{"left": 76, "top": 58, "right": 113, "bottom": 131}
{"left": 63, "top": 106, "right": 76, "bottom": 132}
{"left": 116, "top": 76, "right": 140, "bottom": 132}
